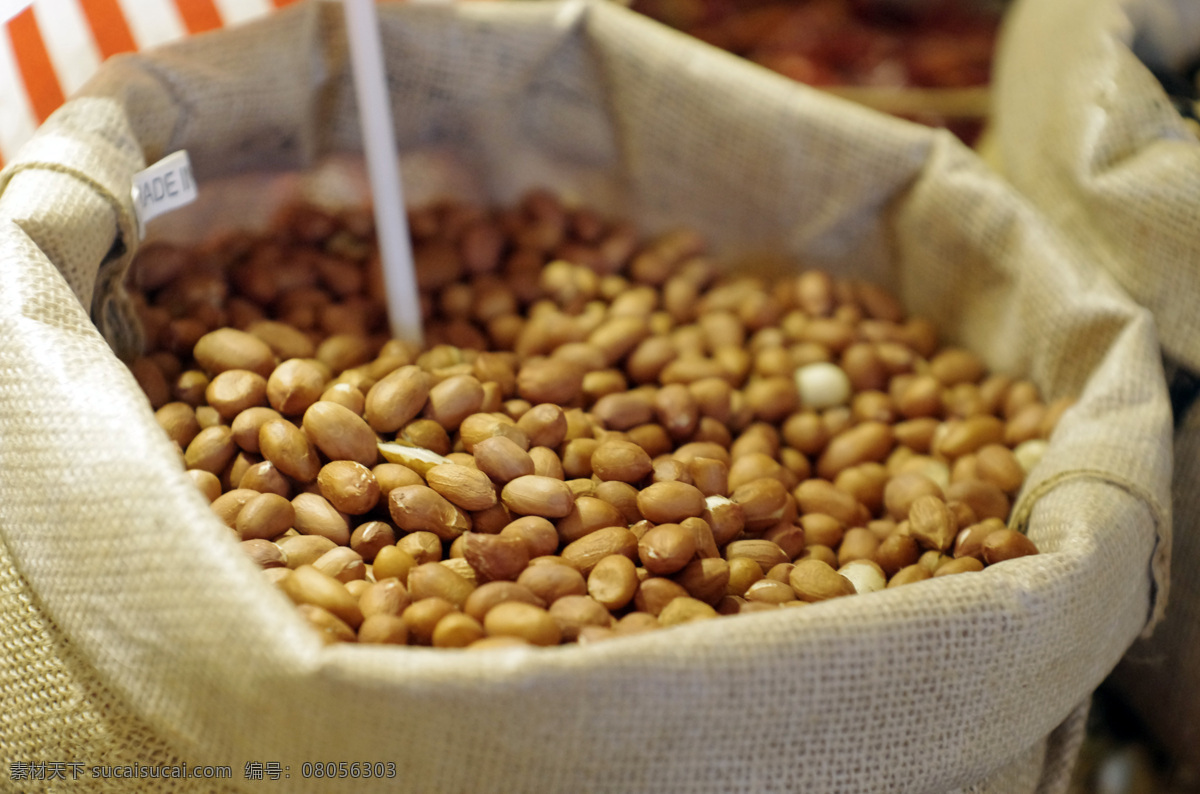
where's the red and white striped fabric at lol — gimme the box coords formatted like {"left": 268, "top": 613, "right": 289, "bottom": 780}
{"left": 0, "top": 0, "right": 301, "bottom": 168}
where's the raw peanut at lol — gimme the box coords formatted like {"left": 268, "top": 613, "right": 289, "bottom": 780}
{"left": 282, "top": 564, "right": 363, "bottom": 628}
{"left": 634, "top": 577, "right": 690, "bottom": 616}
{"left": 317, "top": 460, "right": 380, "bottom": 515}
{"left": 724, "top": 539, "right": 790, "bottom": 573}
{"left": 185, "top": 425, "right": 238, "bottom": 475}
{"left": 888, "top": 564, "right": 932, "bottom": 587}
{"left": 953, "top": 518, "right": 1005, "bottom": 559}
{"left": 422, "top": 374, "right": 485, "bottom": 430}
{"left": 794, "top": 362, "right": 852, "bottom": 410}
{"left": 426, "top": 463, "right": 498, "bottom": 511}
{"left": 313, "top": 546, "right": 366, "bottom": 583}
{"left": 761, "top": 523, "right": 805, "bottom": 560}
{"left": 782, "top": 412, "right": 827, "bottom": 456}
{"left": 473, "top": 436, "right": 535, "bottom": 483}
{"left": 744, "top": 579, "right": 796, "bottom": 604}
{"left": 560, "top": 438, "right": 600, "bottom": 479}
{"left": 365, "top": 365, "right": 431, "bottom": 433}
{"left": 355, "top": 614, "right": 408, "bottom": 645}
{"left": 614, "top": 611, "right": 661, "bottom": 637}
{"left": 592, "top": 390, "right": 656, "bottom": 431}
{"left": 377, "top": 440, "right": 450, "bottom": 476}
{"left": 278, "top": 535, "right": 337, "bottom": 569}
{"left": 372, "top": 545, "right": 419, "bottom": 582}
{"left": 982, "top": 529, "right": 1039, "bottom": 564}
{"left": 173, "top": 369, "right": 210, "bottom": 407}
{"left": 211, "top": 488, "right": 260, "bottom": 528}
{"left": 517, "top": 358, "right": 584, "bottom": 406}
{"left": 638, "top": 523, "right": 697, "bottom": 575}
{"left": 298, "top": 604, "right": 357, "bottom": 644}
{"left": 591, "top": 439, "right": 653, "bottom": 483}
{"left": 727, "top": 453, "right": 787, "bottom": 492}
{"left": 595, "top": 480, "right": 643, "bottom": 524}
{"left": 637, "top": 481, "right": 706, "bottom": 524}
{"left": 907, "top": 495, "right": 957, "bottom": 552}
{"left": 655, "top": 383, "right": 699, "bottom": 440}
{"left": 799, "top": 513, "right": 844, "bottom": 549}
{"left": 463, "top": 581, "right": 546, "bottom": 622}
{"left": 292, "top": 492, "right": 351, "bottom": 546}
{"left": 516, "top": 403, "right": 568, "bottom": 449}
{"left": 874, "top": 533, "right": 920, "bottom": 576}
{"left": 156, "top": 402, "right": 201, "bottom": 449}
{"left": 561, "top": 526, "right": 639, "bottom": 575}
{"left": 499, "top": 516, "right": 560, "bottom": 558}
{"left": 549, "top": 595, "right": 612, "bottom": 641}
{"left": 188, "top": 469, "right": 222, "bottom": 502}
{"left": 725, "top": 556, "right": 764, "bottom": 596}
{"left": 359, "top": 578, "right": 411, "bottom": 619}
{"left": 893, "top": 417, "right": 939, "bottom": 453}
{"left": 461, "top": 532, "right": 529, "bottom": 582}
{"left": 587, "top": 554, "right": 640, "bottom": 610}
{"left": 883, "top": 472, "right": 944, "bottom": 521}
{"left": 589, "top": 314, "right": 652, "bottom": 364}
{"left": 788, "top": 559, "right": 855, "bottom": 602}
{"left": 516, "top": 563, "right": 587, "bottom": 605}
{"left": 834, "top": 463, "right": 888, "bottom": 515}
{"left": 431, "top": 612, "right": 486, "bottom": 648}
{"left": 673, "top": 558, "right": 730, "bottom": 604}
{"left": 206, "top": 370, "right": 267, "bottom": 420}
{"left": 816, "top": 421, "right": 893, "bottom": 480}
{"left": 658, "top": 596, "right": 719, "bottom": 625}
{"left": 974, "top": 444, "right": 1025, "bottom": 494}
{"left": 528, "top": 446, "right": 565, "bottom": 479}
{"left": 837, "top": 527, "right": 880, "bottom": 566}
{"left": 557, "top": 497, "right": 627, "bottom": 544}
{"left": 484, "top": 602, "right": 562, "bottom": 646}
{"left": 469, "top": 502, "right": 515, "bottom": 534}
{"left": 458, "top": 412, "right": 528, "bottom": 453}
{"left": 241, "top": 538, "right": 287, "bottom": 569}
{"left": 303, "top": 401, "right": 379, "bottom": 467}
{"left": 801, "top": 546, "right": 840, "bottom": 573}
{"left": 793, "top": 479, "right": 867, "bottom": 528}
{"left": 194, "top": 328, "right": 276, "bottom": 378}
{"left": 258, "top": 419, "right": 321, "bottom": 483}
{"left": 682, "top": 516, "right": 720, "bottom": 559}
{"left": 407, "top": 562, "right": 475, "bottom": 608}
{"left": 320, "top": 382, "right": 365, "bottom": 414}
{"left": 403, "top": 598, "right": 458, "bottom": 645}
{"left": 372, "top": 462, "right": 423, "bottom": 495}
{"left": 230, "top": 406, "right": 283, "bottom": 453}
{"left": 934, "top": 557, "right": 986, "bottom": 577}
{"left": 929, "top": 348, "right": 985, "bottom": 386}
{"left": 236, "top": 492, "right": 295, "bottom": 541}
{"left": 266, "top": 358, "right": 327, "bottom": 416}
{"left": 702, "top": 495, "right": 745, "bottom": 546}
{"left": 388, "top": 485, "right": 471, "bottom": 541}
{"left": 501, "top": 475, "right": 575, "bottom": 518}
{"left": 731, "top": 478, "right": 792, "bottom": 532}
{"left": 688, "top": 457, "right": 729, "bottom": 497}
{"left": 247, "top": 320, "right": 315, "bottom": 360}
{"left": 945, "top": 478, "right": 1010, "bottom": 522}
{"left": 838, "top": 560, "right": 887, "bottom": 594}
{"left": 936, "top": 415, "right": 1005, "bottom": 459}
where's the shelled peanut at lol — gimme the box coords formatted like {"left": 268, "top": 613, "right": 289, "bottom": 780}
{"left": 127, "top": 189, "right": 1064, "bottom": 648}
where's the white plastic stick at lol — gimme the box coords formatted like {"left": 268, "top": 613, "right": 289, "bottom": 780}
{"left": 343, "top": 0, "right": 424, "bottom": 348}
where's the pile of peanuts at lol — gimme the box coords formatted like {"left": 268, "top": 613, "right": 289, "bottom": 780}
{"left": 127, "top": 189, "right": 1064, "bottom": 649}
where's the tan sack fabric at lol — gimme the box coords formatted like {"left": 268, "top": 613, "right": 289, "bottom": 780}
{"left": 988, "top": 0, "right": 1200, "bottom": 771}
{"left": 987, "top": 0, "right": 1200, "bottom": 372}
{"left": 0, "top": 1, "right": 1172, "bottom": 792}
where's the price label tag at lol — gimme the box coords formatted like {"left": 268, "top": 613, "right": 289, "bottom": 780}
{"left": 130, "top": 150, "right": 197, "bottom": 239}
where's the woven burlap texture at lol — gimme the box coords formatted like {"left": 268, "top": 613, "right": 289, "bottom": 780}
{"left": 0, "top": 1, "right": 1172, "bottom": 792}
{"left": 988, "top": 0, "right": 1199, "bottom": 770}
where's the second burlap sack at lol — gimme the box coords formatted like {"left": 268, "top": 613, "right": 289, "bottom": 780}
{"left": 0, "top": 1, "right": 1172, "bottom": 791}
{"left": 989, "top": 0, "right": 1200, "bottom": 772}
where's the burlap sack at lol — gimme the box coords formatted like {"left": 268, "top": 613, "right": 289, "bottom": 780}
{"left": 0, "top": 1, "right": 1172, "bottom": 792}
{"left": 988, "top": 0, "right": 1199, "bottom": 771}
